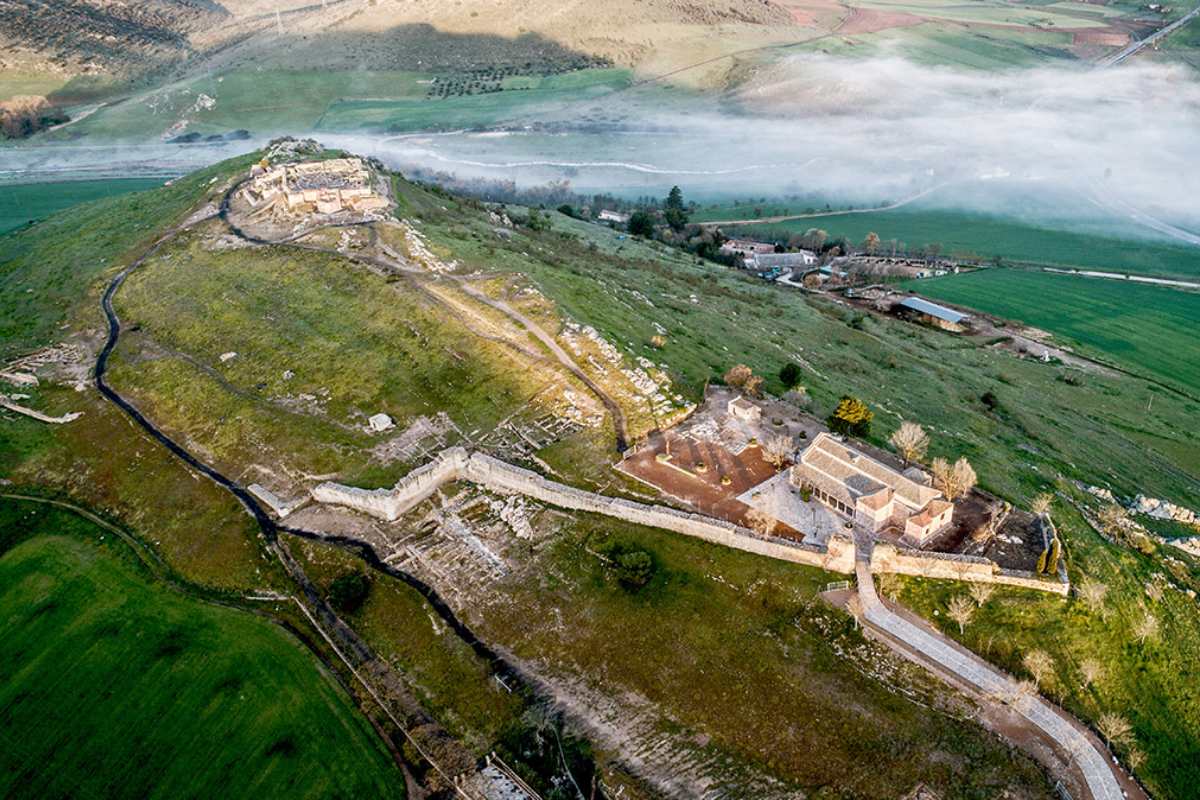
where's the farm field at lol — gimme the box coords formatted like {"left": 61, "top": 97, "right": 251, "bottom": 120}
{"left": 904, "top": 269, "right": 1200, "bottom": 396}
{"left": 0, "top": 178, "right": 163, "bottom": 234}
{"left": 0, "top": 498, "right": 404, "bottom": 800}
{"left": 716, "top": 207, "right": 1200, "bottom": 278}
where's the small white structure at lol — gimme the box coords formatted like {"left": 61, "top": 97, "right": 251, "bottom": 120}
{"left": 219, "top": 352, "right": 238, "bottom": 363}
{"left": 598, "top": 209, "right": 630, "bottom": 224}
{"left": 727, "top": 395, "right": 761, "bottom": 424}
{"left": 368, "top": 412, "right": 395, "bottom": 432}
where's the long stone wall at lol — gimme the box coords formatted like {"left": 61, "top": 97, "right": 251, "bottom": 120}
{"left": 308, "top": 448, "right": 1067, "bottom": 595}
{"left": 872, "top": 543, "right": 1068, "bottom": 596}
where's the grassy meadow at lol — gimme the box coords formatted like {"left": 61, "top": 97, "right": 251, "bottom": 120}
{"left": 0, "top": 178, "right": 164, "bottom": 234}
{"left": 905, "top": 269, "right": 1200, "bottom": 396}
{"left": 0, "top": 498, "right": 404, "bottom": 799}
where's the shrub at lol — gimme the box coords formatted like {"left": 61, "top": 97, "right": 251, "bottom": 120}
{"left": 828, "top": 396, "right": 873, "bottom": 437}
{"left": 327, "top": 571, "right": 370, "bottom": 614}
{"left": 779, "top": 362, "right": 802, "bottom": 388}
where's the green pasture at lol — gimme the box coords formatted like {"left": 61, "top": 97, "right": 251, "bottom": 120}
{"left": 0, "top": 498, "right": 403, "bottom": 800}
{"left": 0, "top": 178, "right": 164, "bottom": 234}
{"left": 903, "top": 269, "right": 1200, "bottom": 395}
{"left": 0, "top": 71, "right": 68, "bottom": 102}
{"left": 721, "top": 207, "right": 1200, "bottom": 278}
{"left": 858, "top": 0, "right": 1109, "bottom": 27}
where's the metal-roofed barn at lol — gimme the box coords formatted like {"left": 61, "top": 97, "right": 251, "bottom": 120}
{"left": 896, "top": 296, "right": 972, "bottom": 332}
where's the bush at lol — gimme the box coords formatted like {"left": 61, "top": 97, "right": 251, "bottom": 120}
{"left": 779, "top": 362, "right": 802, "bottom": 388}
{"left": 628, "top": 210, "right": 655, "bottom": 237}
{"left": 597, "top": 539, "right": 657, "bottom": 590}
{"left": 327, "top": 571, "right": 371, "bottom": 614}
{"left": 828, "top": 396, "right": 873, "bottom": 437}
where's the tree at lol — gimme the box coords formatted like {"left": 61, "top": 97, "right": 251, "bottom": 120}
{"left": 616, "top": 550, "right": 655, "bottom": 589}
{"left": 862, "top": 231, "right": 881, "bottom": 255}
{"left": 1080, "top": 658, "right": 1104, "bottom": 687}
{"left": 1098, "top": 712, "right": 1133, "bottom": 747}
{"left": 628, "top": 210, "right": 655, "bottom": 237}
{"left": 761, "top": 433, "right": 794, "bottom": 468}
{"left": 889, "top": 421, "right": 929, "bottom": 465}
{"left": 828, "top": 396, "right": 873, "bottom": 437}
{"left": 947, "top": 594, "right": 975, "bottom": 635}
{"left": 744, "top": 508, "right": 776, "bottom": 538}
{"left": 724, "top": 363, "right": 753, "bottom": 389}
{"left": 846, "top": 594, "right": 863, "bottom": 630}
{"left": 1078, "top": 580, "right": 1108, "bottom": 616}
{"left": 951, "top": 457, "right": 977, "bottom": 500}
{"left": 878, "top": 572, "right": 901, "bottom": 602}
{"left": 969, "top": 582, "right": 994, "bottom": 607}
{"left": 1023, "top": 649, "right": 1054, "bottom": 687}
{"left": 802, "top": 272, "right": 822, "bottom": 290}
{"left": 1133, "top": 611, "right": 1159, "bottom": 644}
{"left": 932, "top": 456, "right": 976, "bottom": 500}
{"left": 801, "top": 228, "right": 827, "bottom": 251}
{"left": 1030, "top": 492, "right": 1053, "bottom": 517}
{"left": 779, "top": 362, "right": 803, "bottom": 388}
{"left": 744, "top": 374, "right": 765, "bottom": 398}
{"left": 664, "top": 185, "right": 689, "bottom": 231}
{"left": 327, "top": 571, "right": 371, "bottom": 614}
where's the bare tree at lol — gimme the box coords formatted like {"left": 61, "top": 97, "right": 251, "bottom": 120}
{"left": 1030, "top": 492, "right": 1054, "bottom": 517}
{"left": 1127, "top": 747, "right": 1146, "bottom": 771}
{"left": 744, "top": 374, "right": 765, "bottom": 398}
{"left": 846, "top": 594, "right": 863, "bottom": 630}
{"left": 969, "top": 582, "right": 994, "bottom": 607}
{"left": 744, "top": 508, "right": 776, "bottom": 538}
{"left": 930, "top": 457, "right": 952, "bottom": 496}
{"left": 1022, "top": 649, "right": 1054, "bottom": 687}
{"left": 950, "top": 457, "right": 978, "bottom": 500}
{"left": 1097, "top": 712, "right": 1133, "bottom": 747}
{"left": 947, "top": 594, "right": 976, "bottom": 635}
{"left": 1077, "top": 580, "right": 1108, "bottom": 616}
{"left": 761, "top": 433, "right": 794, "bottom": 468}
{"left": 724, "top": 364, "right": 753, "bottom": 389}
{"left": 1133, "top": 612, "right": 1160, "bottom": 644}
{"left": 1080, "top": 658, "right": 1104, "bottom": 687}
{"left": 889, "top": 420, "right": 929, "bottom": 465}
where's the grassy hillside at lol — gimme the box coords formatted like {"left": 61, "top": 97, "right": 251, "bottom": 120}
{"left": 0, "top": 498, "right": 404, "bottom": 799}
{"left": 903, "top": 269, "right": 1200, "bottom": 396}
{"left": 0, "top": 155, "right": 257, "bottom": 360}
{"left": 0, "top": 178, "right": 165, "bottom": 234}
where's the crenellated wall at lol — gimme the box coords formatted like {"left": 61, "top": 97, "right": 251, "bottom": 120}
{"left": 308, "top": 448, "right": 1066, "bottom": 595}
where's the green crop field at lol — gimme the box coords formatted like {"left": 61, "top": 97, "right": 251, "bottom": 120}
{"left": 0, "top": 498, "right": 403, "bottom": 800}
{"left": 711, "top": 207, "right": 1200, "bottom": 278}
{"left": 904, "top": 269, "right": 1200, "bottom": 395}
{"left": 0, "top": 178, "right": 164, "bottom": 234}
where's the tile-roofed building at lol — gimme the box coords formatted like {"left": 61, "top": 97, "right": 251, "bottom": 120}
{"left": 791, "top": 432, "right": 954, "bottom": 543}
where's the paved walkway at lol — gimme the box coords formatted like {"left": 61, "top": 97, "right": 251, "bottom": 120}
{"left": 853, "top": 548, "right": 1124, "bottom": 800}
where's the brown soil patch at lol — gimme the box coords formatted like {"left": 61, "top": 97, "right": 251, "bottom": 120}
{"left": 840, "top": 7, "right": 926, "bottom": 35}
{"left": 617, "top": 433, "right": 797, "bottom": 536}
{"left": 1073, "top": 30, "right": 1129, "bottom": 46}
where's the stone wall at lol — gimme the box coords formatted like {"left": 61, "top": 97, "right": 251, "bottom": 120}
{"left": 871, "top": 542, "right": 1068, "bottom": 596}
{"left": 308, "top": 448, "right": 1066, "bottom": 595}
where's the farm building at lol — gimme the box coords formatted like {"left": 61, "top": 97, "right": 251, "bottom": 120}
{"left": 751, "top": 251, "right": 817, "bottom": 270}
{"left": 791, "top": 433, "right": 955, "bottom": 544}
{"left": 720, "top": 239, "right": 777, "bottom": 263}
{"left": 598, "top": 209, "right": 630, "bottom": 224}
{"left": 896, "top": 296, "right": 972, "bottom": 332}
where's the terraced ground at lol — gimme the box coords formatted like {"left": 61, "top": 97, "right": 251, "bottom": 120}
{"left": 0, "top": 498, "right": 404, "bottom": 800}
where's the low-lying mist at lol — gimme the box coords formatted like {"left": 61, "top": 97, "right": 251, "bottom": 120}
{"left": 336, "top": 55, "right": 1200, "bottom": 243}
